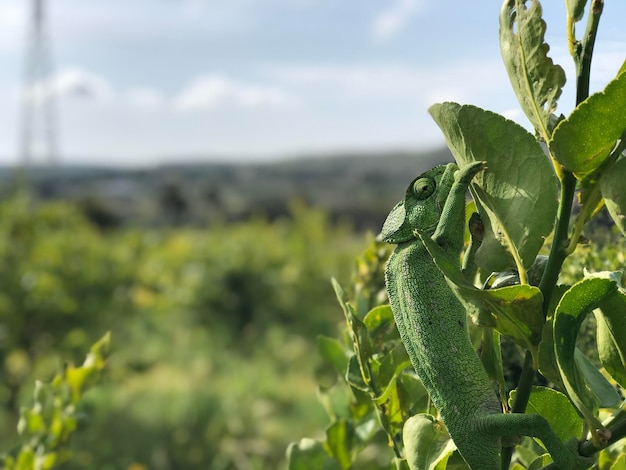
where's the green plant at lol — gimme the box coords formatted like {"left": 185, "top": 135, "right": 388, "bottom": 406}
{"left": 288, "top": 1, "right": 626, "bottom": 468}
{"left": 54, "top": 202, "right": 361, "bottom": 469}
{"left": 0, "top": 333, "right": 110, "bottom": 469}
{"left": 0, "top": 191, "right": 360, "bottom": 468}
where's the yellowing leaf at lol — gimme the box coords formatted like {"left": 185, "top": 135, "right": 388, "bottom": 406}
{"left": 500, "top": 0, "right": 566, "bottom": 141}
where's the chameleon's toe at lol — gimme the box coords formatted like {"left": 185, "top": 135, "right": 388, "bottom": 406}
{"left": 564, "top": 438, "right": 595, "bottom": 470}
{"left": 456, "top": 161, "right": 486, "bottom": 183}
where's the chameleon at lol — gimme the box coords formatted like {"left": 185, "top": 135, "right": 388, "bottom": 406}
{"left": 381, "top": 161, "right": 591, "bottom": 469}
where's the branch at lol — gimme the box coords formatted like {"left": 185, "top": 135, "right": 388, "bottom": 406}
{"left": 538, "top": 410, "right": 626, "bottom": 470}
{"left": 574, "top": 0, "right": 604, "bottom": 104}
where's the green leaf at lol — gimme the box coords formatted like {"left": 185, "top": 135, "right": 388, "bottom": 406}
{"left": 317, "top": 336, "right": 351, "bottom": 378}
{"left": 348, "top": 387, "right": 375, "bottom": 422}
{"left": 550, "top": 69, "right": 626, "bottom": 178}
{"left": 287, "top": 438, "right": 341, "bottom": 470}
{"left": 331, "top": 279, "right": 374, "bottom": 383}
{"left": 515, "top": 437, "right": 545, "bottom": 467}
{"left": 363, "top": 305, "right": 399, "bottom": 345}
{"left": 600, "top": 156, "right": 626, "bottom": 237}
{"left": 403, "top": 414, "right": 456, "bottom": 470}
{"left": 577, "top": 170, "right": 606, "bottom": 231}
{"left": 346, "top": 355, "right": 368, "bottom": 392}
{"left": 429, "top": 102, "right": 558, "bottom": 273}
{"left": 499, "top": 0, "right": 566, "bottom": 141}
{"left": 574, "top": 349, "right": 619, "bottom": 408}
{"left": 396, "top": 373, "right": 430, "bottom": 416}
{"left": 528, "top": 454, "right": 554, "bottom": 470}
{"left": 376, "top": 372, "right": 408, "bottom": 444}
{"left": 595, "top": 285, "right": 626, "bottom": 388}
{"left": 64, "top": 331, "right": 110, "bottom": 402}
{"left": 332, "top": 278, "right": 374, "bottom": 375}
{"left": 553, "top": 277, "right": 618, "bottom": 427}
{"left": 527, "top": 453, "right": 553, "bottom": 470}
{"left": 537, "top": 318, "right": 565, "bottom": 390}
{"left": 510, "top": 386, "right": 583, "bottom": 442}
{"left": 418, "top": 231, "right": 545, "bottom": 365}
{"left": 480, "top": 329, "right": 506, "bottom": 409}
{"left": 396, "top": 458, "right": 412, "bottom": 470}
{"left": 374, "top": 343, "right": 412, "bottom": 403}
{"left": 354, "top": 418, "right": 379, "bottom": 443}
{"left": 435, "top": 451, "right": 470, "bottom": 469}
{"left": 610, "top": 454, "right": 626, "bottom": 470}
{"left": 566, "top": 0, "right": 587, "bottom": 22}
{"left": 8, "top": 333, "right": 111, "bottom": 467}
{"left": 15, "top": 448, "right": 35, "bottom": 469}
{"left": 324, "top": 420, "right": 356, "bottom": 470}
{"left": 38, "top": 453, "right": 58, "bottom": 470}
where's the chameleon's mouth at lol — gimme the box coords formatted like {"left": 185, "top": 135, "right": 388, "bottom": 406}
{"left": 412, "top": 224, "right": 437, "bottom": 238}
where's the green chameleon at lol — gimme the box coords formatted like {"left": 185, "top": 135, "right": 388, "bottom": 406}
{"left": 381, "top": 162, "right": 591, "bottom": 469}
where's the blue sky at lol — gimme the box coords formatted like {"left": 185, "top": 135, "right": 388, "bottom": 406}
{"left": 0, "top": 0, "right": 624, "bottom": 166}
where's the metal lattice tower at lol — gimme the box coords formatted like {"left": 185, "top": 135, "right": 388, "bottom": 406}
{"left": 19, "top": 0, "right": 59, "bottom": 166}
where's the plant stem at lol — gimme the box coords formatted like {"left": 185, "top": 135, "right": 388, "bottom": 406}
{"left": 537, "top": 411, "right": 626, "bottom": 469}
{"left": 565, "top": 132, "right": 626, "bottom": 254}
{"left": 538, "top": 171, "right": 577, "bottom": 313}
{"left": 538, "top": 0, "right": 605, "bottom": 315}
{"left": 502, "top": 5, "right": 605, "bottom": 468}
{"left": 500, "top": 351, "right": 536, "bottom": 468}
{"left": 574, "top": 0, "right": 604, "bottom": 103}
{"left": 501, "top": 168, "right": 576, "bottom": 470}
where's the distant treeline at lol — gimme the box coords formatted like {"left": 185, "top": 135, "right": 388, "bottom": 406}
{"left": 0, "top": 148, "right": 454, "bottom": 232}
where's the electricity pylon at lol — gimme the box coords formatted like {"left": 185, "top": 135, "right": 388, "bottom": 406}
{"left": 19, "top": 0, "right": 59, "bottom": 167}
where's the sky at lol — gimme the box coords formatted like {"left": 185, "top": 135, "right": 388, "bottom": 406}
{"left": 0, "top": 0, "right": 624, "bottom": 166}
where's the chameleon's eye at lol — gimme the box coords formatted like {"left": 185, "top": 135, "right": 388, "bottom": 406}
{"left": 412, "top": 178, "right": 435, "bottom": 200}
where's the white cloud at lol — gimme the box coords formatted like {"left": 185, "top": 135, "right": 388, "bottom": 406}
{"left": 21, "top": 67, "right": 114, "bottom": 104}
{"left": 372, "top": 0, "right": 423, "bottom": 40}
{"left": 174, "top": 75, "right": 297, "bottom": 111}
{"left": 126, "top": 88, "right": 165, "bottom": 108}
{"left": 54, "top": 67, "right": 115, "bottom": 101}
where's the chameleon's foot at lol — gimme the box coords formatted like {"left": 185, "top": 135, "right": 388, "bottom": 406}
{"left": 556, "top": 438, "right": 595, "bottom": 470}
{"left": 456, "top": 161, "right": 486, "bottom": 184}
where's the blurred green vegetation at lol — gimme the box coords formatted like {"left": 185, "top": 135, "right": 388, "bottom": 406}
{"left": 0, "top": 189, "right": 621, "bottom": 469}
{"left": 0, "top": 193, "right": 363, "bottom": 469}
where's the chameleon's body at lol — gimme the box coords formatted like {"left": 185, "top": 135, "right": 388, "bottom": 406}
{"left": 382, "top": 163, "right": 589, "bottom": 469}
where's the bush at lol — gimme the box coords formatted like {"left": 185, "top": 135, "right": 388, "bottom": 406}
{"left": 0, "top": 194, "right": 364, "bottom": 468}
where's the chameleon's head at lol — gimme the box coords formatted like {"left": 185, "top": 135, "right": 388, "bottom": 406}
{"left": 380, "top": 163, "right": 458, "bottom": 244}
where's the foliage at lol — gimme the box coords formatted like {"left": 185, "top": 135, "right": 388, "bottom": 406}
{"left": 0, "top": 333, "right": 110, "bottom": 469}
{"left": 289, "top": 1, "right": 626, "bottom": 469}
{"left": 0, "top": 194, "right": 362, "bottom": 468}
{"left": 0, "top": 193, "right": 134, "bottom": 412}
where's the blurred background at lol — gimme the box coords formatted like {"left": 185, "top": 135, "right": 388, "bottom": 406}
{"left": 0, "top": 1, "right": 624, "bottom": 468}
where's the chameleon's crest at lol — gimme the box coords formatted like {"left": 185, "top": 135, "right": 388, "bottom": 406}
{"left": 381, "top": 164, "right": 457, "bottom": 244}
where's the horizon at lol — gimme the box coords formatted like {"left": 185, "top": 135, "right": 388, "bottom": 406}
{"left": 0, "top": 143, "right": 452, "bottom": 170}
